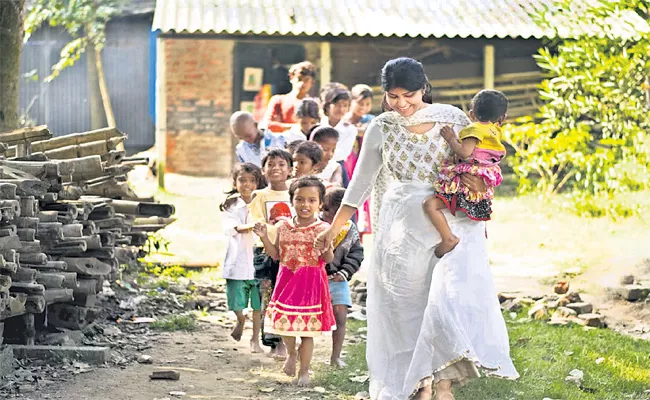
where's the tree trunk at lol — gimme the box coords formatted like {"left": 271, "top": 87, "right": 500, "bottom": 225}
{"left": 86, "top": 42, "right": 105, "bottom": 130}
{"left": 0, "top": 0, "right": 26, "bottom": 132}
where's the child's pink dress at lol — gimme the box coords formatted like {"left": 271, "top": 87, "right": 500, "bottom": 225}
{"left": 265, "top": 218, "right": 336, "bottom": 337}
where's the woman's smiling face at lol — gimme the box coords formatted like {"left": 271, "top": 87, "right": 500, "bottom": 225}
{"left": 385, "top": 87, "right": 424, "bottom": 118}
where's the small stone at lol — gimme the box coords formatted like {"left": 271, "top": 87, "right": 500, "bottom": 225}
{"left": 313, "top": 386, "right": 326, "bottom": 393}
{"left": 548, "top": 317, "right": 570, "bottom": 326}
{"left": 137, "top": 355, "right": 153, "bottom": 364}
{"left": 615, "top": 285, "right": 650, "bottom": 301}
{"left": 557, "top": 292, "right": 582, "bottom": 307}
{"left": 501, "top": 298, "right": 523, "bottom": 312}
{"left": 553, "top": 306, "right": 578, "bottom": 318}
{"left": 528, "top": 304, "right": 548, "bottom": 320}
{"left": 620, "top": 275, "right": 635, "bottom": 285}
{"left": 554, "top": 281, "right": 569, "bottom": 294}
{"left": 497, "top": 292, "right": 518, "bottom": 304}
{"left": 150, "top": 370, "right": 181, "bottom": 380}
{"left": 355, "top": 391, "right": 371, "bottom": 400}
{"left": 577, "top": 313, "right": 604, "bottom": 328}
{"left": 595, "top": 357, "right": 605, "bottom": 364}
{"left": 169, "top": 391, "right": 186, "bottom": 397}
{"left": 566, "top": 302, "right": 593, "bottom": 314}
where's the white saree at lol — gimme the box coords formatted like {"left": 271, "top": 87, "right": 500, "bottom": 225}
{"left": 342, "top": 104, "right": 518, "bottom": 400}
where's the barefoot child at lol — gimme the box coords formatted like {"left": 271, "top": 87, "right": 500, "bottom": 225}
{"left": 220, "top": 163, "right": 266, "bottom": 352}
{"left": 321, "top": 187, "right": 364, "bottom": 368}
{"left": 249, "top": 148, "right": 294, "bottom": 358}
{"left": 253, "top": 176, "right": 336, "bottom": 386}
{"left": 423, "top": 89, "right": 508, "bottom": 257}
{"left": 291, "top": 141, "right": 323, "bottom": 180}
{"left": 310, "top": 126, "right": 344, "bottom": 187}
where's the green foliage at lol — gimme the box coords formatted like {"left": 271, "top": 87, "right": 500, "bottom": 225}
{"left": 24, "top": 0, "right": 122, "bottom": 80}
{"left": 144, "top": 263, "right": 189, "bottom": 279}
{"left": 150, "top": 314, "right": 197, "bottom": 332}
{"left": 503, "top": 0, "right": 650, "bottom": 215}
{"left": 143, "top": 232, "right": 171, "bottom": 255}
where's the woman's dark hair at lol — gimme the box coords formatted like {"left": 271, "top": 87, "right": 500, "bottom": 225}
{"left": 286, "top": 139, "right": 306, "bottom": 154}
{"left": 289, "top": 61, "right": 317, "bottom": 79}
{"left": 261, "top": 148, "right": 293, "bottom": 169}
{"left": 289, "top": 176, "right": 326, "bottom": 203}
{"left": 295, "top": 98, "right": 320, "bottom": 120}
{"left": 380, "top": 57, "right": 433, "bottom": 112}
{"left": 294, "top": 141, "right": 323, "bottom": 166}
{"left": 351, "top": 84, "right": 373, "bottom": 101}
{"left": 309, "top": 126, "right": 339, "bottom": 142}
{"left": 470, "top": 89, "right": 509, "bottom": 122}
{"left": 220, "top": 163, "right": 266, "bottom": 211}
{"left": 323, "top": 187, "right": 346, "bottom": 213}
{"left": 321, "top": 84, "right": 351, "bottom": 116}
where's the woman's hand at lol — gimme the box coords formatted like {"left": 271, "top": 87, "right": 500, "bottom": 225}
{"left": 460, "top": 174, "right": 487, "bottom": 193}
{"left": 252, "top": 222, "right": 267, "bottom": 238}
{"left": 314, "top": 227, "right": 337, "bottom": 252}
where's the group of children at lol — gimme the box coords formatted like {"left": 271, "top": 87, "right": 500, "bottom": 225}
{"left": 221, "top": 82, "right": 511, "bottom": 386}
{"left": 222, "top": 101, "right": 364, "bottom": 385}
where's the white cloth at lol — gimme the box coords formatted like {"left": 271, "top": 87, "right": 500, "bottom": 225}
{"left": 284, "top": 125, "right": 308, "bottom": 143}
{"left": 317, "top": 160, "right": 341, "bottom": 185}
{"left": 322, "top": 117, "right": 358, "bottom": 162}
{"left": 342, "top": 104, "right": 519, "bottom": 400}
{"left": 221, "top": 198, "right": 255, "bottom": 280}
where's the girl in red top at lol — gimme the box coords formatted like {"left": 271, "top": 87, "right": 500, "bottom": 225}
{"left": 263, "top": 61, "right": 317, "bottom": 133}
{"left": 253, "top": 176, "right": 336, "bottom": 386}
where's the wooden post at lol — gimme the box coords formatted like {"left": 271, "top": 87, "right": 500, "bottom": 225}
{"left": 483, "top": 45, "right": 495, "bottom": 89}
{"left": 155, "top": 36, "right": 167, "bottom": 189}
{"left": 320, "top": 42, "right": 332, "bottom": 88}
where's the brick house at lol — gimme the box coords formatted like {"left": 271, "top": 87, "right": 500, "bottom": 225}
{"left": 150, "top": 0, "right": 643, "bottom": 178}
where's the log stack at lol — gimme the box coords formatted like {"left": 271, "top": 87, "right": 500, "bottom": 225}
{"left": 0, "top": 126, "right": 176, "bottom": 342}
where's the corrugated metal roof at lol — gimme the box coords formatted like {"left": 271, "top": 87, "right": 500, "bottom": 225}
{"left": 152, "top": 0, "right": 649, "bottom": 39}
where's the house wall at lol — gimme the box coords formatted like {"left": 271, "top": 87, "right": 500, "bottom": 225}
{"left": 19, "top": 15, "right": 155, "bottom": 152}
{"left": 164, "top": 38, "right": 235, "bottom": 176}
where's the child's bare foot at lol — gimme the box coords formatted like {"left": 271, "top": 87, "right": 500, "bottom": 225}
{"left": 250, "top": 340, "right": 263, "bottom": 353}
{"left": 283, "top": 353, "right": 297, "bottom": 377}
{"left": 230, "top": 321, "right": 244, "bottom": 342}
{"left": 296, "top": 371, "right": 310, "bottom": 386}
{"left": 434, "top": 236, "right": 459, "bottom": 258}
{"left": 413, "top": 386, "right": 433, "bottom": 399}
{"left": 330, "top": 357, "right": 346, "bottom": 368}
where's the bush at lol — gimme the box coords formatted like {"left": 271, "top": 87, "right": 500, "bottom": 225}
{"left": 503, "top": 0, "right": 650, "bottom": 214}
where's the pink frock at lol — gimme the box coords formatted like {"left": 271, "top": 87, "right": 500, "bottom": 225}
{"left": 265, "top": 219, "right": 336, "bottom": 337}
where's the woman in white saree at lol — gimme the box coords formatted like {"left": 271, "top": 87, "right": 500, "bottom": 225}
{"left": 315, "top": 58, "right": 518, "bottom": 400}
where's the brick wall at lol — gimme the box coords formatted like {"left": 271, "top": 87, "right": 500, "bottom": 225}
{"left": 165, "top": 39, "right": 235, "bottom": 176}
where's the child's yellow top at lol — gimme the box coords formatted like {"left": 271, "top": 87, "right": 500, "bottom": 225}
{"left": 459, "top": 122, "right": 506, "bottom": 153}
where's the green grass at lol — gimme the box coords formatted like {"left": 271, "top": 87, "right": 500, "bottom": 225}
{"left": 315, "top": 317, "right": 650, "bottom": 400}
{"left": 150, "top": 314, "right": 197, "bottom": 331}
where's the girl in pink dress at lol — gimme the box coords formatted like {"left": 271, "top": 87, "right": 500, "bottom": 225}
{"left": 253, "top": 176, "right": 336, "bottom": 386}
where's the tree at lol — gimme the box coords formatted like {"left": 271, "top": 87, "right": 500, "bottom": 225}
{"left": 503, "top": 0, "right": 650, "bottom": 216}
{"left": 25, "top": 0, "right": 121, "bottom": 129}
{"left": 0, "top": 0, "right": 26, "bottom": 132}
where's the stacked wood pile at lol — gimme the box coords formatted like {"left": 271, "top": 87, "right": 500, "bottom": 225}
{"left": 0, "top": 126, "right": 176, "bottom": 344}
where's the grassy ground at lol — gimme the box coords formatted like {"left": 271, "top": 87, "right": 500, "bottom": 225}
{"left": 314, "top": 316, "right": 650, "bottom": 400}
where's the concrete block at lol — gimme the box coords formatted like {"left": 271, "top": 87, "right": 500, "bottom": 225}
{"left": 10, "top": 345, "right": 109, "bottom": 365}
{"left": 0, "top": 345, "right": 15, "bottom": 377}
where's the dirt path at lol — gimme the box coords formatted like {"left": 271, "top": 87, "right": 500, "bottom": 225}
{"left": 29, "top": 321, "right": 339, "bottom": 400}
